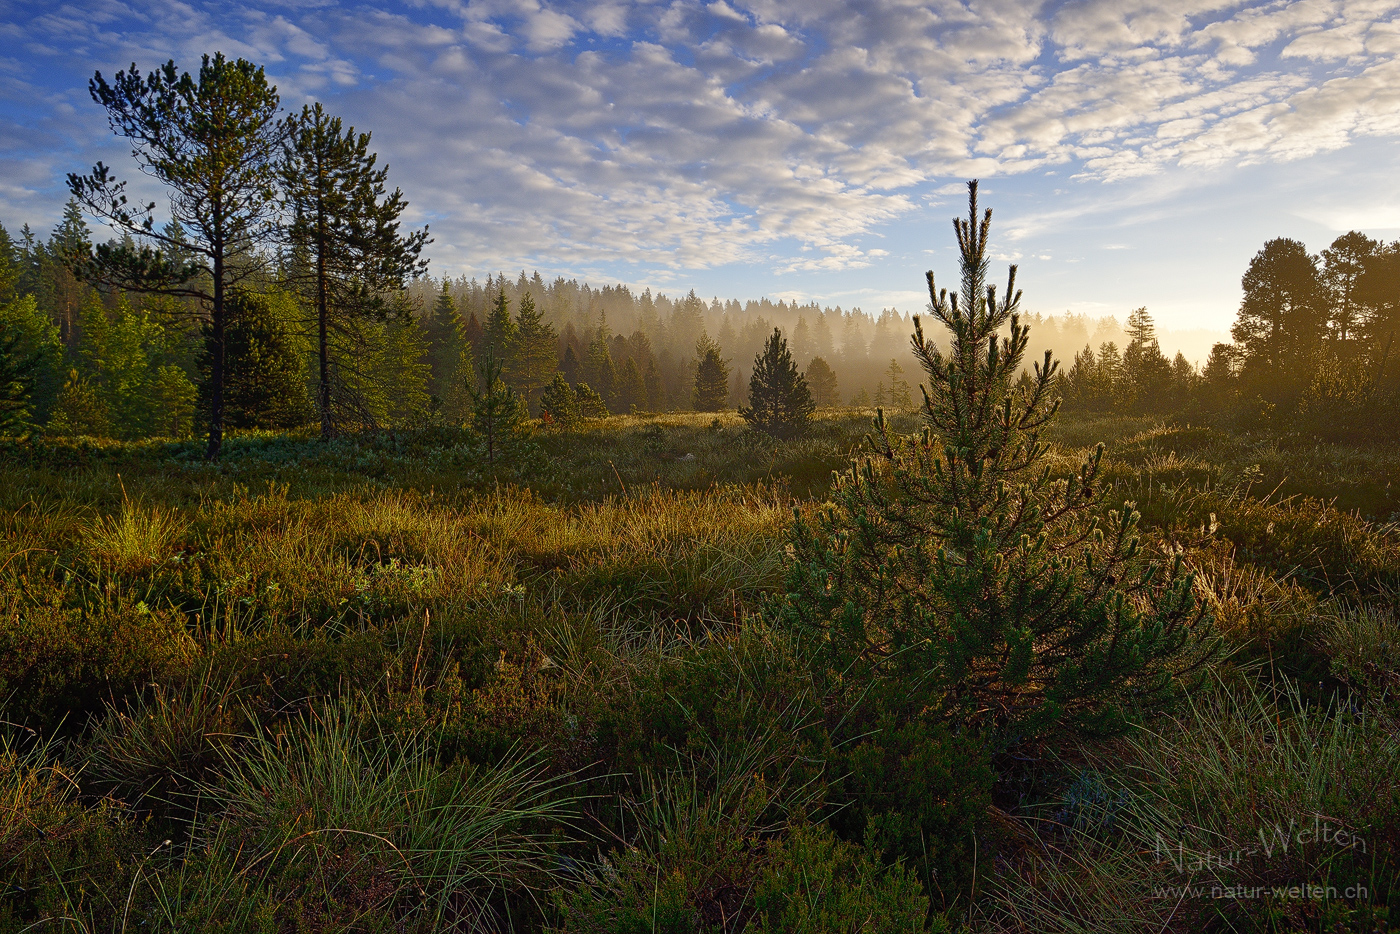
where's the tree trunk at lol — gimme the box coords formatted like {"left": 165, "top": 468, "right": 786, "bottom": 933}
{"left": 206, "top": 249, "right": 225, "bottom": 461}
{"left": 317, "top": 228, "right": 331, "bottom": 438}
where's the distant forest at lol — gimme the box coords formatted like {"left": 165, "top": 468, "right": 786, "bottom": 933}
{"left": 3, "top": 202, "right": 1399, "bottom": 444}
{"left": 4, "top": 197, "right": 1399, "bottom": 446}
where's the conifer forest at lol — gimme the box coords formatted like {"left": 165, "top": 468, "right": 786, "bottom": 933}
{"left": 2, "top": 52, "right": 1400, "bottom": 934}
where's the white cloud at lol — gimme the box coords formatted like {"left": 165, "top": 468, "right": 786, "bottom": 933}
{"left": 2, "top": 0, "right": 1399, "bottom": 280}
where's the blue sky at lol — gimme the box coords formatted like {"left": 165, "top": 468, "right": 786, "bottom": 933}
{"left": 2, "top": 0, "right": 1399, "bottom": 336}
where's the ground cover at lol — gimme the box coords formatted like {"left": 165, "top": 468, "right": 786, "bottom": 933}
{"left": 2, "top": 410, "right": 1398, "bottom": 932}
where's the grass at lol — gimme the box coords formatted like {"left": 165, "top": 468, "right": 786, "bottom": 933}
{"left": 2, "top": 409, "right": 1399, "bottom": 931}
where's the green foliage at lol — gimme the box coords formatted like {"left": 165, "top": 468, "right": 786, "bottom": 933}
{"left": 280, "top": 101, "right": 429, "bottom": 437}
{"left": 539, "top": 371, "right": 580, "bottom": 427}
{"left": 692, "top": 336, "right": 730, "bottom": 412}
{"left": 775, "top": 181, "right": 1213, "bottom": 743}
{"left": 46, "top": 367, "right": 112, "bottom": 436}
{"left": 750, "top": 823, "right": 936, "bottom": 934}
{"left": 0, "top": 313, "right": 40, "bottom": 434}
{"left": 468, "top": 349, "right": 532, "bottom": 467}
{"left": 213, "top": 290, "right": 311, "bottom": 430}
{"left": 75, "top": 292, "right": 201, "bottom": 438}
{"left": 574, "top": 381, "right": 611, "bottom": 418}
{"left": 69, "top": 52, "right": 286, "bottom": 460}
{"left": 826, "top": 717, "right": 992, "bottom": 902}
{"left": 740, "top": 328, "right": 814, "bottom": 439}
{"left": 424, "top": 282, "right": 470, "bottom": 420}
{"left": 0, "top": 293, "right": 61, "bottom": 427}
{"left": 1233, "top": 237, "right": 1328, "bottom": 409}
{"left": 556, "top": 816, "right": 933, "bottom": 934}
{"left": 514, "top": 290, "right": 559, "bottom": 408}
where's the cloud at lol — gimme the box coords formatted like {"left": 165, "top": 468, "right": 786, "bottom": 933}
{"left": 1, "top": 0, "right": 1399, "bottom": 280}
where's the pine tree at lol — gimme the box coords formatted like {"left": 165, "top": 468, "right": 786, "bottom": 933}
{"left": 1233, "top": 238, "right": 1328, "bottom": 407}
{"left": 485, "top": 287, "right": 518, "bottom": 366}
{"left": 538, "top": 371, "right": 579, "bottom": 427}
{"left": 805, "top": 356, "right": 839, "bottom": 407}
{"left": 560, "top": 344, "right": 584, "bottom": 386}
{"left": 573, "top": 382, "right": 610, "bottom": 418}
{"left": 0, "top": 294, "right": 62, "bottom": 424}
{"left": 644, "top": 358, "right": 663, "bottom": 410}
{"left": 741, "top": 328, "right": 814, "bottom": 438}
{"left": 1121, "top": 308, "right": 1172, "bottom": 413}
{"left": 47, "top": 369, "right": 111, "bottom": 437}
{"left": 1321, "top": 231, "right": 1379, "bottom": 345}
{"left": 280, "top": 102, "right": 429, "bottom": 437}
{"left": 692, "top": 335, "right": 730, "bottom": 412}
{"left": 773, "top": 180, "right": 1212, "bottom": 743}
{"left": 68, "top": 54, "right": 285, "bottom": 459}
{"left": 1124, "top": 305, "right": 1157, "bottom": 348}
{"left": 618, "top": 356, "right": 647, "bottom": 412}
{"left": 215, "top": 291, "right": 311, "bottom": 430}
{"left": 0, "top": 222, "right": 17, "bottom": 304}
{"left": 884, "top": 358, "right": 912, "bottom": 411}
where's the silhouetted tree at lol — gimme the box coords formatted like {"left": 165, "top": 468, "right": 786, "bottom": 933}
{"left": 1322, "top": 231, "right": 1379, "bottom": 346}
{"left": 1233, "top": 238, "right": 1327, "bottom": 407}
{"left": 805, "top": 355, "right": 839, "bottom": 407}
{"left": 693, "top": 335, "right": 730, "bottom": 412}
{"left": 741, "top": 327, "right": 814, "bottom": 438}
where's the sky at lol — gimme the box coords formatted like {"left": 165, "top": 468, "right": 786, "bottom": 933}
{"left": 2, "top": 0, "right": 1399, "bottom": 336}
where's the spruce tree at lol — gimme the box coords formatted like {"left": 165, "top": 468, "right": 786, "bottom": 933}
{"left": 0, "top": 222, "right": 17, "bottom": 303}
{"left": 467, "top": 349, "right": 530, "bottom": 467}
{"left": 214, "top": 291, "right": 311, "bottom": 430}
{"left": 740, "top": 327, "right": 814, "bottom": 438}
{"left": 513, "top": 291, "right": 558, "bottom": 409}
{"left": 773, "top": 180, "right": 1212, "bottom": 743}
{"left": 424, "top": 282, "right": 469, "bottom": 418}
{"left": 692, "top": 335, "right": 730, "bottom": 412}
{"left": 0, "top": 321, "right": 38, "bottom": 433}
{"left": 618, "top": 356, "right": 646, "bottom": 411}
{"left": 485, "top": 287, "right": 518, "bottom": 365}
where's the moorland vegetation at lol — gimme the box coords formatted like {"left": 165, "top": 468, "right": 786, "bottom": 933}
{"left": 1, "top": 53, "right": 1398, "bottom": 934}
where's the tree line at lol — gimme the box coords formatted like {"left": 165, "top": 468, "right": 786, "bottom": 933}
{"left": 1058, "top": 232, "right": 1400, "bottom": 438}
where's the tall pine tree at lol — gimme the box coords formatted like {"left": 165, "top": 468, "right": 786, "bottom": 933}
{"left": 280, "top": 102, "right": 429, "bottom": 437}
{"left": 68, "top": 54, "right": 285, "bottom": 459}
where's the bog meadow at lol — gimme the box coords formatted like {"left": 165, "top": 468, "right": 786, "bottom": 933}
{"left": 2, "top": 54, "right": 1400, "bottom": 934}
